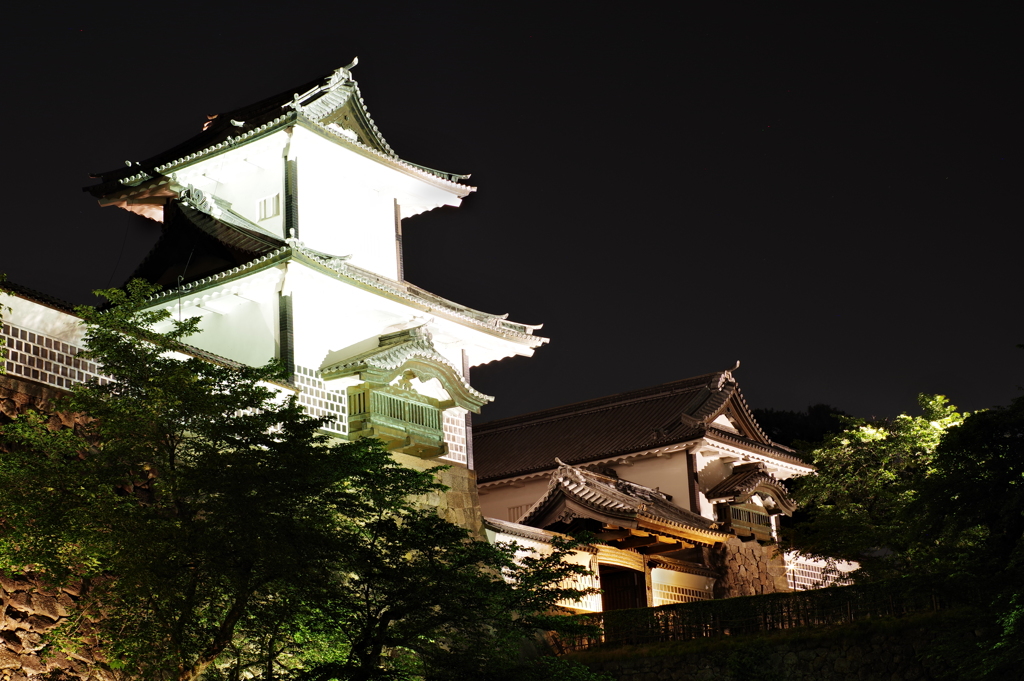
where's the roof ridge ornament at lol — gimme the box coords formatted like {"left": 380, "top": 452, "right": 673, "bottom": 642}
{"left": 179, "top": 184, "right": 210, "bottom": 212}
{"left": 283, "top": 57, "right": 359, "bottom": 115}
{"left": 327, "top": 57, "right": 358, "bottom": 87}
{"left": 285, "top": 228, "right": 305, "bottom": 249}
{"left": 714, "top": 361, "right": 741, "bottom": 390}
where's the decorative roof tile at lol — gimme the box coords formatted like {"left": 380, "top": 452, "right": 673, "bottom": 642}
{"left": 320, "top": 325, "right": 493, "bottom": 412}
{"left": 519, "top": 461, "right": 730, "bottom": 545}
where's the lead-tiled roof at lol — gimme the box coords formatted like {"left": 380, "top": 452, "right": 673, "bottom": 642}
{"left": 475, "top": 370, "right": 799, "bottom": 482}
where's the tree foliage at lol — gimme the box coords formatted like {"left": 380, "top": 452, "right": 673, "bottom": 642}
{"left": 787, "top": 394, "right": 965, "bottom": 579}
{"left": 789, "top": 389, "right": 1024, "bottom": 676}
{"left": 0, "top": 280, "right": 603, "bottom": 681}
{"left": 923, "top": 394, "right": 1024, "bottom": 673}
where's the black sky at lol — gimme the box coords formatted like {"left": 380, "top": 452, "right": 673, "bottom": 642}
{"left": 2, "top": 4, "right": 1020, "bottom": 422}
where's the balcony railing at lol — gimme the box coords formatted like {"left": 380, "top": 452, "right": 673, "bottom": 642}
{"left": 347, "top": 386, "right": 446, "bottom": 457}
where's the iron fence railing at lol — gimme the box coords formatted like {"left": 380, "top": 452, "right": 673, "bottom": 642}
{"left": 556, "top": 575, "right": 981, "bottom": 652}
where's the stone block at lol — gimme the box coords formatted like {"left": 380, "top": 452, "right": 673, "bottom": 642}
{"left": 0, "top": 575, "right": 29, "bottom": 595}
{"left": 0, "top": 630, "right": 23, "bottom": 653}
{"left": 0, "top": 649, "right": 23, "bottom": 669}
{"left": 18, "top": 631, "right": 42, "bottom": 652}
{"left": 7, "top": 592, "right": 32, "bottom": 614}
{"left": 56, "top": 593, "right": 74, "bottom": 615}
{"left": 19, "top": 654, "right": 44, "bottom": 673}
{"left": 25, "top": 615, "right": 58, "bottom": 633}
{"left": 60, "top": 581, "right": 83, "bottom": 598}
{"left": 29, "top": 594, "right": 61, "bottom": 620}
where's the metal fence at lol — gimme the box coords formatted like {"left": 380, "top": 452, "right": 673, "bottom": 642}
{"left": 557, "top": 575, "right": 979, "bottom": 652}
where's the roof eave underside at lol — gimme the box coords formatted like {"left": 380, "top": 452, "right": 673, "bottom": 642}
{"left": 137, "top": 247, "right": 546, "bottom": 348}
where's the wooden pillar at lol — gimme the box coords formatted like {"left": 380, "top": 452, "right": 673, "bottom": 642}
{"left": 686, "top": 444, "right": 702, "bottom": 514}
{"left": 643, "top": 560, "right": 654, "bottom": 607}
{"left": 394, "top": 199, "right": 405, "bottom": 281}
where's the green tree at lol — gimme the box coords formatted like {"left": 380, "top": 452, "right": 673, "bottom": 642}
{"left": 789, "top": 390, "right": 1024, "bottom": 676}
{"left": 922, "top": 395, "right": 1024, "bottom": 675}
{"left": 786, "top": 394, "right": 965, "bottom": 579}
{"left": 0, "top": 281, "right": 375, "bottom": 679}
{"left": 0, "top": 280, "right": 602, "bottom": 681}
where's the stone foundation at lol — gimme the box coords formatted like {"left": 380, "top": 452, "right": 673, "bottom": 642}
{"left": 0, "top": 376, "right": 104, "bottom": 679}
{"left": 394, "top": 452, "right": 487, "bottom": 537}
{"left": 0, "top": 575, "right": 110, "bottom": 680}
{"left": 710, "top": 536, "right": 789, "bottom": 598}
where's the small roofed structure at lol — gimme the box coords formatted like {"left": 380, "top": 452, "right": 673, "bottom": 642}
{"left": 492, "top": 460, "right": 727, "bottom": 611}
{"left": 706, "top": 461, "right": 796, "bottom": 542}
{"left": 476, "top": 365, "right": 811, "bottom": 523}
{"left": 475, "top": 366, "right": 813, "bottom": 604}
{"left": 523, "top": 459, "right": 729, "bottom": 550}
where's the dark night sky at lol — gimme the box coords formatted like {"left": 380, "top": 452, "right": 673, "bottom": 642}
{"left": 2, "top": 4, "right": 1020, "bottom": 422}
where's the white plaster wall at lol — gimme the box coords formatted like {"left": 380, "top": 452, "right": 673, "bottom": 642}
{"left": 173, "top": 133, "right": 288, "bottom": 238}
{"left": 479, "top": 478, "right": 549, "bottom": 521}
{"left": 651, "top": 568, "right": 715, "bottom": 593}
{"left": 287, "top": 262, "right": 408, "bottom": 370}
{"left": 603, "top": 456, "right": 693, "bottom": 512}
{"left": 284, "top": 260, "right": 529, "bottom": 373}
{"left": 291, "top": 128, "right": 398, "bottom": 278}
{"left": 289, "top": 127, "right": 467, "bottom": 278}
{"left": 2, "top": 297, "right": 84, "bottom": 345}
{"left": 183, "top": 298, "right": 278, "bottom": 367}
{"left": 485, "top": 527, "right": 601, "bottom": 612}
{"left": 148, "top": 268, "right": 283, "bottom": 368}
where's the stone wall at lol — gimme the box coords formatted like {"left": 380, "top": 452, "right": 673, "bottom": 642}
{"left": 1, "top": 376, "right": 104, "bottom": 680}
{"left": 0, "top": 376, "right": 86, "bottom": 434}
{"left": 394, "top": 451, "right": 487, "bottom": 537}
{"left": 0, "top": 575, "right": 109, "bottom": 680}
{"left": 710, "top": 536, "right": 789, "bottom": 598}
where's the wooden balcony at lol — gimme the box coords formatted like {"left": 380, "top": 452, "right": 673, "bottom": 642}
{"left": 346, "top": 385, "right": 447, "bottom": 458}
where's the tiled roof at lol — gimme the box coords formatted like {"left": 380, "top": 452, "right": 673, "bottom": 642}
{"left": 86, "top": 74, "right": 324, "bottom": 191}
{"left": 125, "top": 201, "right": 286, "bottom": 290}
{"left": 520, "top": 462, "right": 730, "bottom": 544}
{"left": 475, "top": 370, "right": 799, "bottom": 482}
{"left": 484, "top": 517, "right": 564, "bottom": 545}
{"left": 85, "top": 64, "right": 473, "bottom": 198}
{"left": 705, "top": 462, "right": 797, "bottom": 516}
{"left": 179, "top": 200, "right": 286, "bottom": 254}
{"left": 133, "top": 240, "right": 547, "bottom": 348}
{"left": 0, "top": 279, "right": 77, "bottom": 313}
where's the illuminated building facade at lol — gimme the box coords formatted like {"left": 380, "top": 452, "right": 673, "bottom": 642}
{"left": 81, "top": 60, "right": 546, "bottom": 476}
{"left": 476, "top": 368, "right": 818, "bottom": 609}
